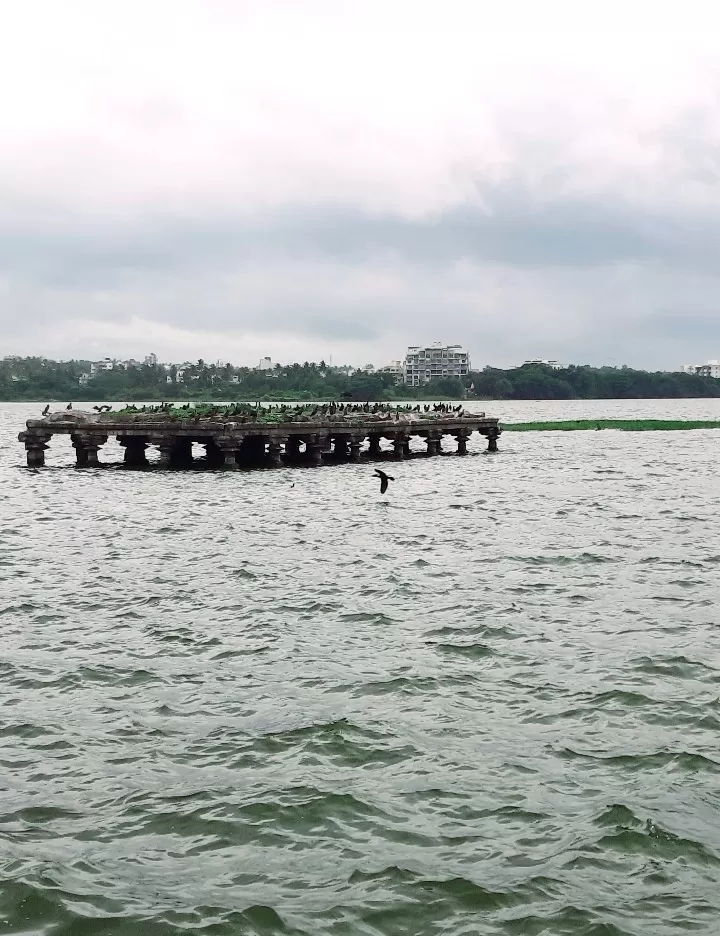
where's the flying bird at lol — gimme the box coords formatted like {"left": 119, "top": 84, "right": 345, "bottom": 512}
{"left": 374, "top": 468, "right": 394, "bottom": 495}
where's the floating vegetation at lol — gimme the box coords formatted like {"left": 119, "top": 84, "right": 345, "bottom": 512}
{"left": 503, "top": 419, "right": 720, "bottom": 432}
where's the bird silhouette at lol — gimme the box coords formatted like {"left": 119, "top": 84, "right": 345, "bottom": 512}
{"left": 66, "top": 402, "right": 72, "bottom": 410}
{"left": 42, "top": 404, "right": 50, "bottom": 416}
{"left": 374, "top": 468, "right": 394, "bottom": 495}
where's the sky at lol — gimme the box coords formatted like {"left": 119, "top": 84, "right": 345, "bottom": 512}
{"left": 1, "top": 0, "right": 720, "bottom": 369}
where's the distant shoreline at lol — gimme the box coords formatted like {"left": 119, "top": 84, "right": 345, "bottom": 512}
{"left": 3, "top": 360, "right": 720, "bottom": 402}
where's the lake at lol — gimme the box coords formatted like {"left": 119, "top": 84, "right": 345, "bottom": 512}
{"left": 2, "top": 399, "right": 720, "bottom": 935}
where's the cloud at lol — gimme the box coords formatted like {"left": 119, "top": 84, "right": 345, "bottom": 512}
{"left": 1, "top": 0, "right": 720, "bottom": 368}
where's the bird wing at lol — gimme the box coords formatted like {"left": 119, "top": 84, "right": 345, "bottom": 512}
{"left": 380, "top": 477, "right": 388, "bottom": 494}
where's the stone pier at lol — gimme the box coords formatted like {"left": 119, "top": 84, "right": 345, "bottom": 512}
{"left": 18, "top": 412, "right": 502, "bottom": 470}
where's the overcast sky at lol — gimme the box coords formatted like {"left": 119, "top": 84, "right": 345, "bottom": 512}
{"left": 1, "top": 0, "right": 719, "bottom": 368}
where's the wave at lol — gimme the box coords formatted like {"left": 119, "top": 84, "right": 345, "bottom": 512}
{"left": 555, "top": 747, "right": 720, "bottom": 773}
{"left": 509, "top": 553, "right": 615, "bottom": 565}
{"left": 426, "top": 641, "right": 495, "bottom": 659}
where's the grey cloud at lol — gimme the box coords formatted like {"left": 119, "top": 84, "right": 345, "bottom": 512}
{"left": 300, "top": 318, "right": 380, "bottom": 342}
{"left": 3, "top": 187, "right": 720, "bottom": 290}
{"left": 2, "top": 183, "right": 720, "bottom": 368}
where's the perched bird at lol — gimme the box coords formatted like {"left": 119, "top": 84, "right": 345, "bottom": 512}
{"left": 42, "top": 404, "right": 50, "bottom": 416}
{"left": 374, "top": 468, "right": 394, "bottom": 495}
{"left": 66, "top": 402, "right": 73, "bottom": 410}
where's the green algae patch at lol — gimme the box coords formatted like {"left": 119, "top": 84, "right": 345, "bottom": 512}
{"left": 502, "top": 419, "right": 720, "bottom": 432}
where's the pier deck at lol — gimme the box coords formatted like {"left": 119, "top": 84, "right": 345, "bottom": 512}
{"left": 19, "top": 410, "right": 501, "bottom": 469}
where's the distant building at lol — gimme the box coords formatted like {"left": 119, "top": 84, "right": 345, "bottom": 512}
{"left": 403, "top": 343, "right": 470, "bottom": 386}
{"left": 256, "top": 357, "right": 273, "bottom": 371}
{"left": 378, "top": 360, "right": 404, "bottom": 382}
{"left": 521, "top": 359, "right": 563, "bottom": 369}
{"left": 144, "top": 353, "right": 158, "bottom": 366}
{"left": 680, "top": 361, "right": 720, "bottom": 378}
{"left": 173, "top": 363, "right": 194, "bottom": 383}
{"left": 89, "top": 358, "right": 115, "bottom": 375}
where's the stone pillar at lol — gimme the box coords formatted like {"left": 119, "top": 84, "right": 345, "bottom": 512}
{"left": 70, "top": 433, "right": 88, "bottom": 467}
{"left": 486, "top": 428, "right": 500, "bottom": 452}
{"left": 171, "top": 437, "right": 194, "bottom": 469}
{"left": 368, "top": 434, "right": 382, "bottom": 456}
{"left": 426, "top": 432, "right": 441, "bottom": 456}
{"left": 158, "top": 443, "right": 176, "bottom": 469}
{"left": 118, "top": 436, "right": 149, "bottom": 468}
{"left": 84, "top": 440, "right": 104, "bottom": 468}
{"left": 267, "top": 437, "right": 286, "bottom": 468}
{"left": 214, "top": 436, "right": 241, "bottom": 469}
{"left": 221, "top": 448, "right": 240, "bottom": 469}
{"left": 20, "top": 432, "right": 51, "bottom": 467}
{"left": 349, "top": 434, "right": 363, "bottom": 462}
{"left": 454, "top": 429, "right": 471, "bottom": 455}
{"left": 333, "top": 435, "right": 349, "bottom": 459}
{"left": 203, "top": 439, "right": 225, "bottom": 469}
{"left": 285, "top": 436, "right": 302, "bottom": 462}
{"left": 393, "top": 433, "right": 409, "bottom": 460}
{"left": 73, "top": 434, "right": 107, "bottom": 468}
{"left": 307, "top": 436, "right": 324, "bottom": 465}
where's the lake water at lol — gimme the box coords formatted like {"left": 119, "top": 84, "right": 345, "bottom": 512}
{"left": 2, "top": 399, "right": 720, "bottom": 935}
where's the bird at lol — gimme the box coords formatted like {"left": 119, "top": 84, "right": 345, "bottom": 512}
{"left": 66, "top": 402, "right": 72, "bottom": 410}
{"left": 374, "top": 468, "right": 394, "bottom": 495}
{"left": 41, "top": 404, "right": 50, "bottom": 416}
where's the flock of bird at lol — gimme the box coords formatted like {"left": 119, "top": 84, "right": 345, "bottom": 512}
{"left": 41, "top": 401, "right": 466, "bottom": 420}
{"left": 41, "top": 403, "right": 114, "bottom": 416}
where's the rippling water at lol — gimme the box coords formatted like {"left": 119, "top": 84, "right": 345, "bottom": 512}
{"left": 3, "top": 399, "right": 720, "bottom": 935}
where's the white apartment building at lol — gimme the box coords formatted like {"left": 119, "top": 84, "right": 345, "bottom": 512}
{"left": 378, "top": 360, "right": 404, "bottom": 380}
{"left": 680, "top": 361, "right": 720, "bottom": 378}
{"left": 256, "top": 357, "right": 273, "bottom": 371}
{"left": 403, "top": 343, "right": 470, "bottom": 386}
{"left": 522, "top": 359, "right": 564, "bottom": 369}
{"left": 89, "top": 358, "right": 116, "bottom": 376}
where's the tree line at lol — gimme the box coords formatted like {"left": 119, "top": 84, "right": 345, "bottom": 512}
{"left": 470, "top": 364, "right": 720, "bottom": 399}
{"left": 0, "top": 356, "right": 718, "bottom": 401}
